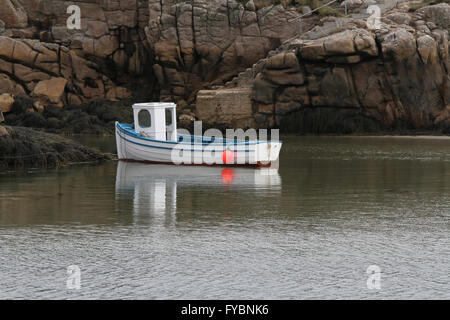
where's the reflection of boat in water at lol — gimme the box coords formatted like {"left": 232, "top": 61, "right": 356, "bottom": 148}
{"left": 115, "top": 162, "right": 282, "bottom": 224}
{"left": 116, "top": 161, "right": 282, "bottom": 189}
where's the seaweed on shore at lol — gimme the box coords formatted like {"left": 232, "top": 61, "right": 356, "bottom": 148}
{"left": 0, "top": 126, "right": 112, "bottom": 169}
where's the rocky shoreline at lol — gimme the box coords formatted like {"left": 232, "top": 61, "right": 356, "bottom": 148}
{"left": 0, "top": 1, "right": 449, "bottom": 167}
{"left": 195, "top": 1, "right": 450, "bottom": 133}
{"left": 0, "top": 125, "right": 112, "bottom": 168}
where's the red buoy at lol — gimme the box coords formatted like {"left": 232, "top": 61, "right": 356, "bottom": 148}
{"left": 221, "top": 168, "right": 234, "bottom": 184}
{"left": 222, "top": 150, "right": 235, "bottom": 164}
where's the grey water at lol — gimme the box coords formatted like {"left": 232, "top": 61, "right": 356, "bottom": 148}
{"left": 0, "top": 135, "right": 449, "bottom": 299}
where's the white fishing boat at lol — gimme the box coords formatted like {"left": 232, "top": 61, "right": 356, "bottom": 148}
{"left": 115, "top": 102, "right": 282, "bottom": 167}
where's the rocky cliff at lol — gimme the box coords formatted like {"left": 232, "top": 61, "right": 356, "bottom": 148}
{"left": 0, "top": 0, "right": 301, "bottom": 120}
{"left": 147, "top": 0, "right": 301, "bottom": 106}
{"left": 0, "top": 0, "right": 151, "bottom": 110}
{"left": 196, "top": 1, "right": 450, "bottom": 132}
{"left": 0, "top": 0, "right": 449, "bottom": 133}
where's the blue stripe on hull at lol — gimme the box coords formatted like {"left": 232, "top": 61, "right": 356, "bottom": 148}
{"left": 116, "top": 123, "right": 278, "bottom": 146}
{"left": 117, "top": 129, "right": 255, "bottom": 153}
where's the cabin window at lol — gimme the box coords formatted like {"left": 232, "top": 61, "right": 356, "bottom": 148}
{"left": 138, "top": 109, "right": 151, "bottom": 128}
{"left": 166, "top": 108, "right": 173, "bottom": 126}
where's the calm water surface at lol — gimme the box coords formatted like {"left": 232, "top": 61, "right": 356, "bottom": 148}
{"left": 0, "top": 136, "right": 449, "bottom": 299}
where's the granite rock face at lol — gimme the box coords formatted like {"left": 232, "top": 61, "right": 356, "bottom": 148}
{"left": 1, "top": 0, "right": 449, "bottom": 133}
{"left": 0, "top": 35, "right": 133, "bottom": 107}
{"left": 0, "top": 0, "right": 300, "bottom": 118}
{"left": 0, "top": 0, "right": 28, "bottom": 28}
{"left": 147, "top": 0, "right": 301, "bottom": 104}
{"left": 0, "top": 0, "right": 149, "bottom": 113}
{"left": 0, "top": 93, "right": 14, "bottom": 113}
{"left": 196, "top": 3, "right": 450, "bottom": 132}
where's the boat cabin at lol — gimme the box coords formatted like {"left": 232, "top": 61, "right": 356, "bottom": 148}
{"left": 132, "top": 102, "right": 177, "bottom": 141}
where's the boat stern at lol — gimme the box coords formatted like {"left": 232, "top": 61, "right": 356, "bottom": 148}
{"left": 256, "top": 141, "right": 282, "bottom": 166}
{"left": 115, "top": 122, "right": 125, "bottom": 160}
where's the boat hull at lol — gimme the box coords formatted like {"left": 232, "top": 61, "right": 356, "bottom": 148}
{"left": 115, "top": 122, "right": 282, "bottom": 167}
